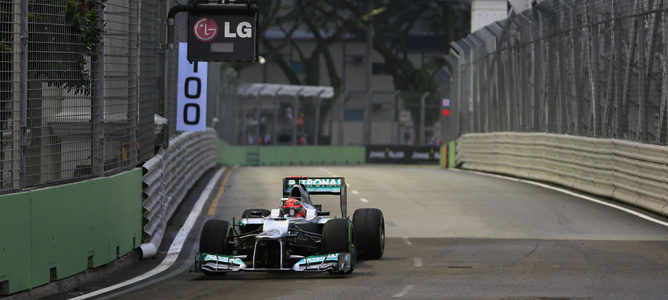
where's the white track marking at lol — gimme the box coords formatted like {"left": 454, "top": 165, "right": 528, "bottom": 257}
{"left": 351, "top": 190, "right": 359, "bottom": 195}
{"left": 402, "top": 237, "right": 413, "bottom": 246}
{"left": 392, "top": 285, "right": 415, "bottom": 298}
{"left": 70, "top": 167, "right": 226, "bottom": 300}
{"left": 360, "top": 198, "right": 369, "bottom": 203}
{"left": 458, "top": 169, "right": 668, "bottom": 227}
{"left": 414, "top": 257, "right": 423, "bottom": 267}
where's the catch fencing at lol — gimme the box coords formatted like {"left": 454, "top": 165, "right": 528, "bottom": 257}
{"left": 0, "top": 0, "right": 181, "bottom": 193}
{"left": 446, "top": 0, "right": 668, "bottom": 145}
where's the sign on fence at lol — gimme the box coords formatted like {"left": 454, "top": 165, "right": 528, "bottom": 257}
{"left": 366, "top": 145, "right": 440, "bottom": 164}
{"left": 177, "top": 43, "right": 208, "bottom": 132}
{"left": 187, "top": 11, "right": 258, "bottom": 62}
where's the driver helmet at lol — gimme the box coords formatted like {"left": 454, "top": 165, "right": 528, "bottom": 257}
{"left": 282, "top": 198, "right": 305, "bottom": 218}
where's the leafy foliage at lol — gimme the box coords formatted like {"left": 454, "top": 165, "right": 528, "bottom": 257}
{"left": 28, "top": 0, "right": 105, "bottom": 95}
{"left": 239, "top": 0, "right": 470, "bottom": 139}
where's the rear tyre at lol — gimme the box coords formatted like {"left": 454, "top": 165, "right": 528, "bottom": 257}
{"left": 322, "top": 218, "right": 354, "bottom": 274}
{"left": 353, "top": 208, "right": 385, "bottom": 259}
{"left": 199, "top": 219, "right": 233, "bottom": 255}
{"left": 241, "top": 208, "right": 270, "bottom": 219}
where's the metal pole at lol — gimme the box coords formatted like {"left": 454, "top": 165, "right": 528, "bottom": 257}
{"left": 272, "top": 89, "right": 281, "bottom": 145}
{"left": 391, "top": 91, "right": 399, "bottom": 144}
{"left": 18, "top": 0, "right": 27, "bottom": 189}
{"left": 338, "top": 92, "right": 346, "bottom": 145}
{"left": 255, "top": 93, "right": 261, "bottom": 140}
{"left": 314, "top": 97, "right": 321, "bottom": 145}
{"left": 162, "top": 1, "right": 172, "bottom": 149}
{"left": 365, "top": 0, "right": 373, "bottom": 145}
{"left": 342, "top": 40, "right": 347, "bottom": 91}
{"left": 242, "top": 97, "right": 247, "bottom": 144}
{"left": 131, "top": 0, "right": 139, "bottom": 167}
{"left": 293, "top": 94, "right": 300, "bottom": 145}
{"left": 314, "top": 91, "right": 325, "bottom": 145}
{"left": 420, "top": 92, "right": 429, "bottom": 145}
{"left": 93, "top": 4, "right": 105, "bottom": 176}
{"left": 364, "top": 92, "right": 371, "bottom": 144}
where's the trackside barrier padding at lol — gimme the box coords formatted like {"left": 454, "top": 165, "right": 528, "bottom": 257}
{"left": 0, "top": 169, "right": 142, "bottom": 295}
{"left": 456, "top": 132, "right": 668, "bottom": 216}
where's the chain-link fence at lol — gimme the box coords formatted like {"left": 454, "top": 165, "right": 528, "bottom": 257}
{"left": 0, "top": 0, "right": 177, "bottom": 193}
{"left": 446, "top": 0, "right": 668, "bottom": 145}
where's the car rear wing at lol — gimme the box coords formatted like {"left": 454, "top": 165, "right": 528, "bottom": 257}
{"left": 282, "top": 176, "right": 348, "bottom": 218}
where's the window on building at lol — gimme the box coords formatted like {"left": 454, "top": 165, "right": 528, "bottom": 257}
{"left": 344, "top": 110, "right": 364, "bottom": 121}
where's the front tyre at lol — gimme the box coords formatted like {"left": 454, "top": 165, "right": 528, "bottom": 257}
{"left": 199, "top": 219, "right": 233, "bottom": 255}
{"left": 353, "top": 208, "right": 385, "bottom": 259}
{"left": 322, "top": 218, "right": 355, "bottom": 274}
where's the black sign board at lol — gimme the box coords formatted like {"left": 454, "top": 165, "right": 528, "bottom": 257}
{"left": 366, "top": 145, "right": 440, "bottom": 164}
{"left": 187, "top": 11, "right": 258, "bottom": 62}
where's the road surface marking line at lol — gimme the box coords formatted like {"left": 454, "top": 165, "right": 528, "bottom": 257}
{"left": 402, "top": 237, "right": 413, "bottom": 246}
{"left": 392, "top": 285, "right": 415, "bottom": 298}
{"left": 71, "top": 167, "right": 226, "bottom": 300}
{"left": 360, "top": 198, "right": 369, "bottom": 203}
{"left": 414, "top": 257, "right": 423, "bottom": 267}
{"left": 459, "top": 169, "right": 668, "bottom": 228}
{"left": 351, "top": 190, "right": 359, "bottom": 195}
{"left": 207, "top": 166, "right": 237, "bottom": 216}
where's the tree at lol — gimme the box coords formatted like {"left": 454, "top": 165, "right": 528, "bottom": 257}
{"left": 334, "top": 0, "right": 470, "bottom": 140}
{"left": 234, "top": 0, "right": 366, "bottom": 139}
{"left": 236, "top": 0, "right": 470, "bottom": 142}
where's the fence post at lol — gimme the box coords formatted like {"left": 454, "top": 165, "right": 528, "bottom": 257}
{"left": 18, "top": 0, "right": 27, "bottom": 190}
{"left": 273, "top": 94, "right": 279, "bottom": 145}
{"left": 293, "top": 95, "right": 299, "bottom": 145}
{"left": 419, "top": 92, "right": 429, "bottom": 145}
{"left": 92, "top": 5, "right": 105, "bottom": 176}
{"left": 364, "top": 91, "right": 372, "bottom": 145}
{"left": 255, "top": 93, "right": 261, "bottom": 140}
{"left": 392, "top": 91, "right": 399, "bottom": 145}
{"left": 314, "top": 95, "right": 321, "bottom": 145}
{"left": 242, "top": 96, "right": 247, "bottom": 144}
{"left": 132, "top": 0, "right": 140, "bottom": 167}
{"left": 338, "top": 92, "right": 346, "bottom": 145}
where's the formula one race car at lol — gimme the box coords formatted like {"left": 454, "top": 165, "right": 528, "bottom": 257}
{"left": 195, "top": 176, "right": 385, "bottom": 275}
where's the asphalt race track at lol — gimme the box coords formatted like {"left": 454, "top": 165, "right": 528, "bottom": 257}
{"left": 115, "top": 165, "right": 668, "bottom": 299}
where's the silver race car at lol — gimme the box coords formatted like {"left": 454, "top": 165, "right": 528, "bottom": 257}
{"left": 195, "top": 176, "right": 385, "bottom": 275}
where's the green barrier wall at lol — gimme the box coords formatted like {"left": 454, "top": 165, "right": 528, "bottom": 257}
{"left": 448, "top": 141, "right": 456, "bottom": 168}
{"left": 217, "top": 138, "right": 365, "bottom": 166}
{"left": 0, "top": 169, "right": 142, "bottom": 295}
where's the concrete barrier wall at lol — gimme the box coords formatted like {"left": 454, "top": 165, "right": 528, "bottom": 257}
{"left": 217, "top": 139, "right": 365, "bottom": 166}
{"left": 0, "top": 169, "right": 142, "bottom": 295}
{"left": 457, "top": 133, "right": 668, "bottom": 216}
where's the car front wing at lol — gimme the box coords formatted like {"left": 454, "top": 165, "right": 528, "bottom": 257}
{"left": 196, "top": 252, "right": 352, "bottom": 273}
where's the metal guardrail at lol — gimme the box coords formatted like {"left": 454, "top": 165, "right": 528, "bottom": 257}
{"left": 140, "top": 128, "right": 217, "bottom": 258}
{"left": 457, "top": 132, "right": 668, "bottom": 217}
